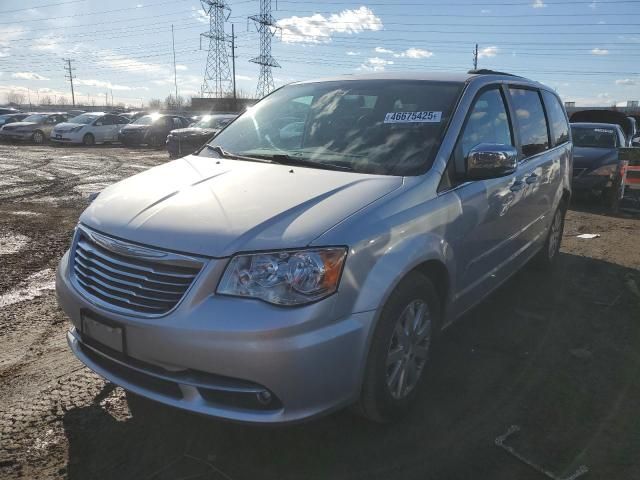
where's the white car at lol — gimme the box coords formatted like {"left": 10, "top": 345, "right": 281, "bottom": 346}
{"left": 51, "top": 113, "right": 130, "bottom": 146}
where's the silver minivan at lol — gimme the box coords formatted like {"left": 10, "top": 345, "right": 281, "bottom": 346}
{"left": 56, "top": 71, "right": 572, "bottom": 423}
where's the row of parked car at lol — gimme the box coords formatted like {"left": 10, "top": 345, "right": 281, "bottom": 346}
{"left": 569, "top": 109, "right": 640, "bottom": 203}
{"left": 0, "top": 107, "right": 237, "bottom": 158}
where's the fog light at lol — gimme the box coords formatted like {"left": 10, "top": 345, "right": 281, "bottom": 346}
{"left": 256, "top": 390, "right": 272, "bottom": 405}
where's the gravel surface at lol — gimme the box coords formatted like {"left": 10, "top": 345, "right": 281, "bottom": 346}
{"left": 0, "top": 143, "right": 639, "bottom": 480}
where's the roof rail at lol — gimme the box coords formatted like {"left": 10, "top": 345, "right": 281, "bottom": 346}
{"left": 468, "top": 69, "right": 521, "bottom": 77}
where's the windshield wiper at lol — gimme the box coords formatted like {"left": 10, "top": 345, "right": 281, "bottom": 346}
{"left": 206, "top": 145, "right": 273, "bottom": 164}
{"left": 247, "top": 153, "right": 354, "bottom": 172}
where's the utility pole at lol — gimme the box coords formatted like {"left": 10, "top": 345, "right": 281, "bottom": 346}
{"left": 200, "top": 0, "right": 233, "bottom": 98}
{"left": 63, "top": 58, "right": 76, "bottom": 106}
{"left": 172, "top": 24, "right": 178, "bottom": 102}
{"left": 110, "top": 90, "right": 114, "bottom": 107}
{"left": 231, "top": 23, "right": 236, "bottom": 101}
{"left": 250, "top": 0, "right": 280, "bottom": 98}
{"left": 105, "top": 92, "right": 108, "bottom": 107}
{"left": 473, "top": 43, "right": 479, "bottom": 70}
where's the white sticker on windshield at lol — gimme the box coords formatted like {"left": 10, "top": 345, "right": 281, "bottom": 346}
{"left": 384, "top": 111, "right": 442, "bottom": 123}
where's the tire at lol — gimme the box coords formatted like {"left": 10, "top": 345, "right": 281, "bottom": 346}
{"left": 534, "top": 200, "right": 566, "bottom": 269}
{"left": 31, "top": 130, "right": 45, "bottom": 144}
{"left": 82, "top": 133, "right": 95, "bottom": 146}
{"left": 356, "top": 271, "right": 441, "bottom": 423}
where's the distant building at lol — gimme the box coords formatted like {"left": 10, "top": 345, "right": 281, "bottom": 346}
{"left": 628, "top": 100, "right": 639, "bottom": 108}
{"left": 565, "top": 101, "right": 576, "bottom": 108}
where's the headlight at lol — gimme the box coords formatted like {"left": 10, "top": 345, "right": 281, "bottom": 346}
{"left": 217, "top": 248, "right": 347, "bottom": 306}
{"left": 70, "top": 125, "right": 84, "bottom": 132}
{"left": 588, "top": 163, "right": 618, "bottom": 177}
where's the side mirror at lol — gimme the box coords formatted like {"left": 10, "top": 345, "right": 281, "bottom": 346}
{"left": 466, "top": 143, "right": 518, "bottom": 180}
{"left": 632, "top": 137, "right": 640, "bottom": 148}
{"left": 95, "top": 121, "right": 103, "bottom": 126}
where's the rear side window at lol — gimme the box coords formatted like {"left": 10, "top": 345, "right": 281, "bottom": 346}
{"left": 508, "top": 88, "right": 550, "bottom": 157}
{"left": 541, "top": 91, "right": 569, "bottom": 146}
{"left": 454, "top": 88, "right": 513, "bottom": 167}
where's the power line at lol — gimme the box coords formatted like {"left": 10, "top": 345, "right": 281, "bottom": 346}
{"left": 0, "top": 0, "right": 87, "bottom": 14}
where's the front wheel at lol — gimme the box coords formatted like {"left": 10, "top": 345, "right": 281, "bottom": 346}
{"left": 82, "top": 133, "right": 95, "bottom": 146}
{"left": 356, "top": 271, "right": 441, "bottom": 423}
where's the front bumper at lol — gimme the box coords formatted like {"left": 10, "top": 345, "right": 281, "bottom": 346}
{"left": 572, "top": 173, "right": 611, "bottom": 194}
{"left": 51, "top": 131, "right": 83, "bottom": 143}
{"left": 56, "top": 250, "right": 374, "bottom": 423}
{"left": 166, "top": 137, "right": 205, "bottom": 157}
{"left": 119, "top": 131, "right": 147, "bottom": 145}
{"left": 0, "top": 130, "right": 32, "bottom": 141}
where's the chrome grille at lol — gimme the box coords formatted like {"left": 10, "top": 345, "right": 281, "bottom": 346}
{"left": 71, "top": 227, "right": 203, "bottom": 316}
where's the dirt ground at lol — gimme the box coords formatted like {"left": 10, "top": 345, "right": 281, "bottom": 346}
{"left": 0, "top": 143, "right": 639, "bottom": 480}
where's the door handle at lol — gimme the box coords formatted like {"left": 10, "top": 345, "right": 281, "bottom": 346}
{"left": 525, "top": 174, "right": 538, "bottom": 185}
{"left": 510, "top": 181, "right": 524, "bottom": 192}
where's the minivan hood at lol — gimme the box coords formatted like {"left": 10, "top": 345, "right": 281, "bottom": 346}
{"left": 573, "top": 146, "right": 618, "bottom": 170}
{"left": 81, "top": 156, "right": 403, "bottom": 257}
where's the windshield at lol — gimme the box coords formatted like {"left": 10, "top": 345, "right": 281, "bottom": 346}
{"left": 22, "top": 114, "right": 48, "bottom": 123}
{"left": 200, "top": 80, "right": 463, "bottom": 175}
{"left": 195, "top": 116, "right": 234, "bottom": 129}
{"left": 571, "top": 126, "right": 617, "bottom": 148}
{"left": 68, "top": 114, "right": 100, "bottom": 125}
{"left": 133, "top": 115, "right": 160, "bottom": 125}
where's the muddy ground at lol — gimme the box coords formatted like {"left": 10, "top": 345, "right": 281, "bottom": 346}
{"left": 0, "top": 143, "right": 639, "bottom": 480}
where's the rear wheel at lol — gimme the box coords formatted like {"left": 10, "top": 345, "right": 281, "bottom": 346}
{"left": 534, "top": 201, "right": 566, "bottom": 268}
{"left": 31, "top": 130, "right": 45, "bottom": 144}
{"left": 82, "top": 133, "right": 95, "bottom": 146}
{"left": 356, "top": 272, "right": 440, "bottom": 423}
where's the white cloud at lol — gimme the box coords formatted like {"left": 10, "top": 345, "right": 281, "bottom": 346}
{"left": 12, "top": 72, "right": 49, "bottom": 80}
{"left": 589, "top": 0, "right": 597, "bottom": 8}
{"left": 532, "top": 0, "right": 546, "bottom": 7}
{"left": 374, "top": 47, "right": 433, "bottom": 59}
{"left": 360, "top": 57, "right": 394, "bottom": 72}
{"left": 346, "top": 51, "right": 360, "bottom": 56}
{"left": 236, "top": 75, "right": 253, "bottom": 81}
{"left": 478, "top": 46, "right": 499, "bottom": 58}
{"left": 98, "top": 50, "right": 167, "bottom": 75}
{"left": 481, "top": 9, "right": 491, "bottom": 13}
{"left": 278, "top": 6, "right": 382, "bottom": 43}
{"left": 176, "top": 64, "right": 188, "bottom": 71}
{"left": 395, "top": 47, "right": 433, "bottom": 59}
{"left": 192, "top": 6, "right": 209, "bottom": 23}
{"left": 74, "top": 78, "right": 148, "bottom": 91}
{"left": 591, "top": 48, "right": 609, "bottom": 55}
{"left": 616, "top": 78, "right": 636, "bottom": 86}
{"left": 31, "top": 35, "right": 61, "bottom": 52}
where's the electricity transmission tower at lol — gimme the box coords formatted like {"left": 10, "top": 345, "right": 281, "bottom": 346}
{"left": 63, "top": 58, "right": 76, "bottom": 106}
{"left": 200, "top": 0, "right": 233, "bottom": 98}
{"left": 249, "top": 0, "right": 280, "bottom": 99}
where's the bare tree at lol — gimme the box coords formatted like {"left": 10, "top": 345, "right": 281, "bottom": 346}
{"left": 6, "top": 91, "right": 26, "bottom": 105}
{"left": 164, "top": 94, "right": 186, "bottom": 110}
{"left": 57, "top": 96, "right": 68, "bottom": 105}
{"left": 148, "top": 98, "right": 162, "bottom": 110}
{"left": 41, "top": 95, "right": 53, "bottom": 106}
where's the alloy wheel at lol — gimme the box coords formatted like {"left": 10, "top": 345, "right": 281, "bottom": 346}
{"left": 32, "top": 131, "right": 44, "bottom": 144}
{"left": 386, "top": 299, "right": 432, "bottom": 400}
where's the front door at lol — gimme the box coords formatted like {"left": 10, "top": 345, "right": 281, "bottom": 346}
{"left": 445, "top": 86, "right": 527, "bottom": 313}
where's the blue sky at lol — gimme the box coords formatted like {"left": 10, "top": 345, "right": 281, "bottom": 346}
{"left": 0, "top": 0, "right": 638, "bottom": 107}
